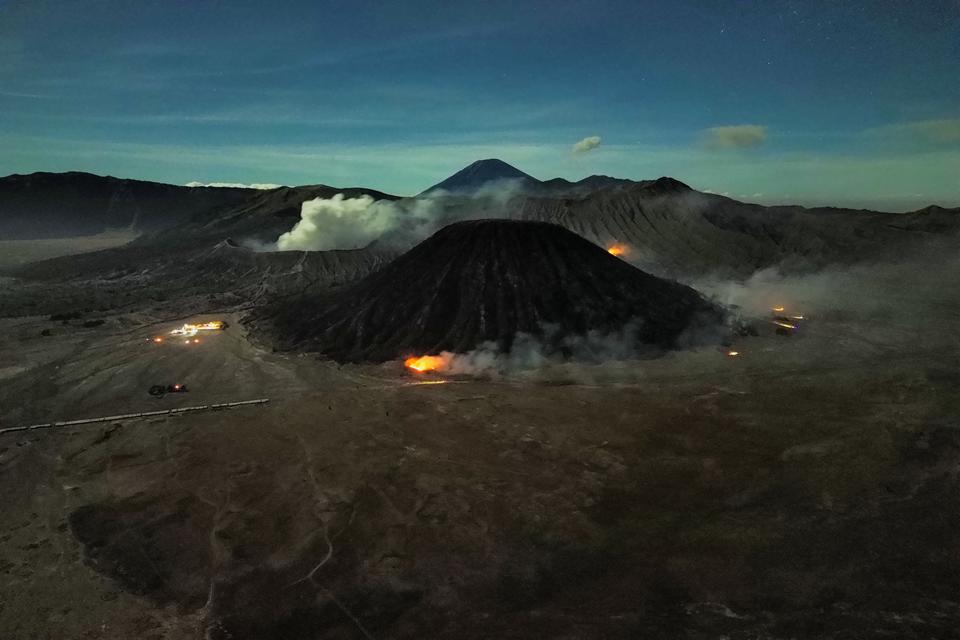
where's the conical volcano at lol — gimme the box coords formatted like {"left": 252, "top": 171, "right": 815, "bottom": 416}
{"left": 266, "top": 219, "right": 724, "bottom": 362}
{"left": 421, "top": 158, "right": 539, "bottom": 194}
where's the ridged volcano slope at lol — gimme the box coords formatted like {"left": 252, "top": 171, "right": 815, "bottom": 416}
{"left": 267, "top": 219, "right": 723, "bottom": 362}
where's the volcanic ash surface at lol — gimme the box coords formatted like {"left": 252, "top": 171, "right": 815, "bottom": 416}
{"left": 263, "top": 219, "right": 725, "bottom": 363}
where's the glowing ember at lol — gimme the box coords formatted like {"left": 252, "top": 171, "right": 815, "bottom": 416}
{"left": 772, "top": 306, "right": 785, "bottom": 312}
{"left": 404, "top": 355, "right": 446, "bottom": 373}
{"left": 607, "top": 243, "right": 630, "bottom": 257}
{"left": 791, "top": 315, "right": 805, "bottom": 320}
{"left": 727, "top": 350, "right": 740, "bottom": 357}
{"left": 152, "top": 337, "right": 163, "bottom": 343}
{"left": 772, "top": 320, "right": 796, "bottom": 329}
{"left": 170, "top": 320, "right": 226, "bottom": 337}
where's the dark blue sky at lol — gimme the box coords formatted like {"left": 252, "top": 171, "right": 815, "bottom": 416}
{"left": 1, "top": 0, "right": 957, "bottom": 208}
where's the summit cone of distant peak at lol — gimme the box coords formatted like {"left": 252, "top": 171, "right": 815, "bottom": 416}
{"left": 421, "top": 159, "right": 539, "bottom": 195}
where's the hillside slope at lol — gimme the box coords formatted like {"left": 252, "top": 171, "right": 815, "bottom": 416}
{"left": 0, "top": 172, "right": 257, "bottom": 239}
{"left": 262, "top": 219, "right": 723, "bottom": 361}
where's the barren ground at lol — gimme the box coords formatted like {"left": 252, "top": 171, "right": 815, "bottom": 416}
{"left": 0, "top": 287, "right": 958, "bottom": 638}
{"left": 0, "top": 232, "right": 137, "bottom": 271}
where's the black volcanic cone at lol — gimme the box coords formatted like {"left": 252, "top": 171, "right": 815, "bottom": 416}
{"left": 268, "top": 220, "right": 723, "bottom": 362}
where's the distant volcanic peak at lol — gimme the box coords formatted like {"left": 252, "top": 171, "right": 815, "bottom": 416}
{"left": 269, "top": 218, "right": 723, "bottom": 362}
{"left": 642, "top": 176, "right": 693, "bottom": 193}
{"left": 422, "top": 158, "right": 540, "bottom": 194}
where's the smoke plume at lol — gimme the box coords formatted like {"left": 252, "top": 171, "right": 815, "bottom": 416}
{"left": 272, "top": 179, "right": 527, "bottom": 252}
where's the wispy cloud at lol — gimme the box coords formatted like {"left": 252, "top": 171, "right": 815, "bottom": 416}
{"left": 572, "top": 135, "right": 602, "bottom": 154}
{"left": 702, "top": 124, "right": 767, "bottom": 150}
{"left": 2, "top": 134, "right": 958, "bottom": 210}
{"left": 867, "top": 118, "right": 960, "bottom": 146}
{"left": 0, "top": 90, "right": 57, "bottom": 100}
{"left": 185, "top": 181, "right": 283, "bottom": 189}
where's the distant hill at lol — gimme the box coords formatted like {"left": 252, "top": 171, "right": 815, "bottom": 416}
{"left": 259, "top": 219, "right": 723, "bottom": 361}
{"left": 0, "top": 171, "right": 257, "bottom": 239}
{"left": 420, "top": 159, "right": 540, "bottom": 195}
{"left": 518, "top": 182, "right": 960, "bottom": 278}
{"left": 146, "top": 183, "right": 401, "bottom": 247}
{"left": 420, "top": 158, "right": 684, "bottom": 197}
{"left": 6, "top": 161, "right": 959, "bottom": 321}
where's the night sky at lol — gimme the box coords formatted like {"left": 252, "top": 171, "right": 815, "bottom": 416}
{"left": 1, "top": 0, "right": 957, "bottom": 209}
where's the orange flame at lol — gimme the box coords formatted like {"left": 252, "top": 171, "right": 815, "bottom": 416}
{"left": 152, "top": 336, "right": 163, "bottom": 343}
{"left": 404, "top": 355, "right": 446, "bottom": 373}
{"left": 170, "top": 320, "right": 225, "bottom": 337}
{"left": 607, "top": 243, "right": 630, "bottom": 257}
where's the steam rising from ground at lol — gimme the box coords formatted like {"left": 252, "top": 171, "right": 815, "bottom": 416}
{"left": 407, "top": 320, "right": 722, "bottom": 380}
{"left": 276, "top": 194, "right": 426, "bottom": 251}
{"left": 404, "top": 236, "right": 960, "bottom": 382}
{"left": 273, "top": 178, "right": 526, "bottom": 252}
{"left": 692, "top": 239, "right": 960, "bottom": 322}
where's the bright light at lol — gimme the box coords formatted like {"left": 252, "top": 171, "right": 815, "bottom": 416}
{"left": 404, "top": 355, "right": 447, "bottom": 373}
{"left": 170, "top": 320, "right": 225, "bottom": 337}
{"left": 607, "top": 243, "right": 630, "bottom": 257}
{"left": 727, "top": 350, "right": 740, "bottom": 357}
{"left": 772, "top": 306, "right": 785, "bottom": 312}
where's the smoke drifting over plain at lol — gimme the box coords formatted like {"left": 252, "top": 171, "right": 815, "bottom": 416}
{"left": 693, "top": 238, "right": 960, "bottom": 323}
{"left": 402, "top": 233, "right": 960, "bottom": 383}
{"left": 273, "top": 178, "right": 526, "bottom": 252}
{"left": 410, "top": 323, "right": 654, "bottom": 379}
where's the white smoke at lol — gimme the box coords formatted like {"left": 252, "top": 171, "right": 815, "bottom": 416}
{"left": 276, "top": 194, "right": 422, "bottom": 251}
{"left": 406, "top": 322, "right": 672, "bottom": 380}
{"left": 271, "top": 179, "right": 528, "bottom": 252}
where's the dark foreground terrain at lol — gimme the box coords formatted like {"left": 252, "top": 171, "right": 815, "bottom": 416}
{"left": 2, "top": 246, "right": 959, "bottom": 638}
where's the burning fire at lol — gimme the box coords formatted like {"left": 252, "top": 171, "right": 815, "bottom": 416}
{"left": 607, "top": 243, "right": 630, "bottom": 257}
{"left": 152, "top": 336, "right": 163, "bottom": 343}
{"left": 170, "top": 320, "right": 226, "bottom": 337}
{"left": 404, "top": 355, "right": 447, "bottom": 373}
